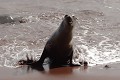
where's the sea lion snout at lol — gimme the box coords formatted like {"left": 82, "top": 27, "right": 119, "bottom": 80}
{"left": 72, "top": 15, "right": 77, "bottom": 20}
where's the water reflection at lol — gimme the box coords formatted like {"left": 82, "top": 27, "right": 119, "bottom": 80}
{"left": 16, "top": 64, "right": 88, "bottom": 76}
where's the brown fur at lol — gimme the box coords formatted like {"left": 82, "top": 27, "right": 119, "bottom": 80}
{"left": 18, "top": 15, "right": 80, "bottom": 69}
{"left": 35, "top": 15, "right": 79, "bottom": 67}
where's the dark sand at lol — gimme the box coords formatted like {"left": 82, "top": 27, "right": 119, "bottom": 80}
{"left": 0, "top": 63, "right": 120, "bottom": 80}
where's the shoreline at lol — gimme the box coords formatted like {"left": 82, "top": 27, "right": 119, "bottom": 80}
{"left": 0, "top": 63, "right": 120, "bottom": 80}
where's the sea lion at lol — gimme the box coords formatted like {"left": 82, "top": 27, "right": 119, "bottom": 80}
{"left": 18, "top": 15, "right": 80, "bottom": 69}
{"left": 34, "top": 15, "right": 80, "bottom": 67}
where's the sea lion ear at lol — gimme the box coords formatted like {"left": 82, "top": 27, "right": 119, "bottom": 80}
{"left": 62, "top": 15, "right": 68, "bottom": 20}
{"left": 64, "top": 15, "right": 69, "bottom": 18}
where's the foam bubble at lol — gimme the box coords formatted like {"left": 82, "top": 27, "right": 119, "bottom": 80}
{"left": 73, "top": 33, "right": 120, "bottom": 66}
{"left": 0, "top": 39, "right": 43, "bottom": 68}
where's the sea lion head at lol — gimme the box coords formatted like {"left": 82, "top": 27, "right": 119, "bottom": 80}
{"left": 62, "top": 15, "right": 77, "bottom": 29}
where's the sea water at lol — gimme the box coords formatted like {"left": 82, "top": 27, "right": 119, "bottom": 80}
{"left": 0, "top": 0, "right": 120, "bottom": 67}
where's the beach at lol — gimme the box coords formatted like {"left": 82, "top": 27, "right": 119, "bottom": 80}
{"left": 0, "top": 63, "right": 120, "bottom": 80}
{"left": 0, "top": 0, "right": 120, "bottom": 80}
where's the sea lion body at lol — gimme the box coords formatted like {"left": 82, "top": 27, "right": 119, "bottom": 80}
{"left": 36, "top": 15, "right": 78, "bottom": 67}
{"left": 18, "top": 15, "right": 80, "bottom": 68}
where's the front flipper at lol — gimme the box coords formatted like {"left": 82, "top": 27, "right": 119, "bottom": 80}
{"left": 30, "top": 46, "right": 49, "bottom": 71}
{"left": 34, "top": 47, "right": 48, "bottom": 66}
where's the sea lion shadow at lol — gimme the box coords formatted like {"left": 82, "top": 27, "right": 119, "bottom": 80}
{"left": 23, "top": 64, "right": 82, "bottom": 75}
{"left": 19, "top": 64, "right": 62, "bottom": 72}
{"left": 24, "top": 63, "right": 88, "bottom": 73}
{"left": 17, "top": 65, "right": 45, "bottom": 74}
{"left": 17, "top": 64, "right": 88, "bottom": 76}
{"left": 26, "top": 64, "right": 71, "bottom": 72}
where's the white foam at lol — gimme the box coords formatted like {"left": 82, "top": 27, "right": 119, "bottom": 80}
{"left": 73, "top": 34, "right": 120, "bottom": 66}
{"left": 0, "top": 39, "right": 43, "bottom": 68}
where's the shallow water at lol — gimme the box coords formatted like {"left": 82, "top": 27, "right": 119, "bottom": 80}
{"left": 0, "top": 0, "right": 120, "bottom": 67}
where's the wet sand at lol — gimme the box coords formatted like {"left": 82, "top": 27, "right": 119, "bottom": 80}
{"left": 0, "top": 63, "right": 120, "bottom": 80}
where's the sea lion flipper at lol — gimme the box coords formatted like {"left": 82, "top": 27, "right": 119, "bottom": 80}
{"left": 69, "top": 50, "right": 73, "bottom": 65}
{"left": 37, "top": 47, "right": 48, "bottom": 65}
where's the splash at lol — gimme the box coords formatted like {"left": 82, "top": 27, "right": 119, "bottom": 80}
{"left": 0, "top": 39, "right": 43, "bottom": 68}
{"left": 73, "top": 27, "right": 120, "bottom": 66}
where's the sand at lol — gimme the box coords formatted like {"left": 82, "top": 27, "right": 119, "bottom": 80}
{"left": 0, "top": 63, "right": 120, "bottom": 80}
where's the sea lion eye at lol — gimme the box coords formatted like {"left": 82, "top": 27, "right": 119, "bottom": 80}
{"left": 64, "top": 15, "right": 71, "bottom": 20}
{"left": 63, "top": 15, "right": 72, "bottom": 23}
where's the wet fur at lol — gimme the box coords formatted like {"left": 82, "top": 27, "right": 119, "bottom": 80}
{"left": 18, "top": 15, "right": 79, "bottom": 68}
